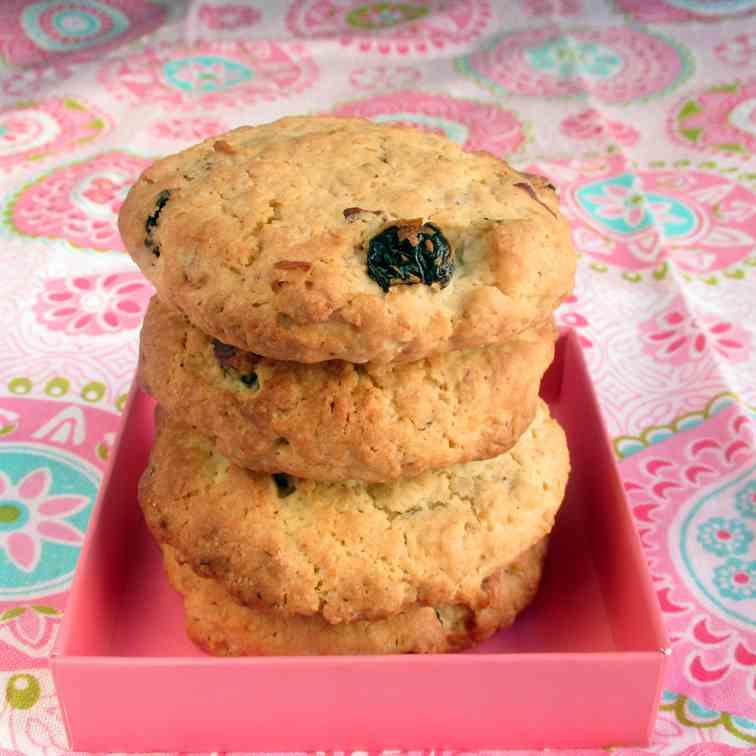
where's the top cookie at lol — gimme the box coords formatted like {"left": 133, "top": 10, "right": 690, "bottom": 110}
{"left": 119, "top": 116, "right": 576, "bottom": 364}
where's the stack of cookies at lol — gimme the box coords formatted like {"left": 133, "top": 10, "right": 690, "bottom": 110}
{"left": 119, "top": 117, "right": 577, "bottom": 656}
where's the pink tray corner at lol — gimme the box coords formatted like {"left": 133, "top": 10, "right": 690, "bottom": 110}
{"left": 50, "top": 329, "right": 669, "bottom": 753}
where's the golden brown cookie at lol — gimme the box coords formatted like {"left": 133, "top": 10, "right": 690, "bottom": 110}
{"left": 139, "top": 297, "right": 556, "bottom": 482}
{"left": 119, "top": 116, "right": 576, "bottom": 364}
{"left": 139, "top": 400, "right": 569, "bottom": 624}
{"left": 163, "top": 540, "right": 547, "bottom": 656}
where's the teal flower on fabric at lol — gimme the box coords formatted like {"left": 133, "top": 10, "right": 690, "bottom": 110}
{"left": 163, "top": 56, "right": 253, "bottom": 93}
{"left": 525, "top": 38, "right": 623, "bottom": 80}
{"left": 735, "top": 480, "right": 756, "bottom": 519}
{"left": 698, "top": 517, "right": 753, "bottom": 556}
{"left": 713, "top": 558, "right": 756, "bottom": 600}
{"left": 0, "top": 468, "right": 87, "bottom": 573}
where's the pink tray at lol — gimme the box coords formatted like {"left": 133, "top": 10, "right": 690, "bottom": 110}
{"left": 51, "top": 330, "right": 668, "bottom": 752}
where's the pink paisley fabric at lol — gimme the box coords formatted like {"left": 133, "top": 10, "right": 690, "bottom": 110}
{"left": 0, "top": 1, "right": 755, "bottom": 754}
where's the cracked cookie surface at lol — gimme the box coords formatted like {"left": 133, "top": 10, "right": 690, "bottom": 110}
{"left": 162, "top": 540, "right": 547, "bottom": 655}
{"left": 139, "top": 297, "right": 556, "bottom": 482}
{"left": 139, "top": 400, "right": 569, "bottom": 624}
{"left": 119, "top": 116, "right": 576, "bottom": 364}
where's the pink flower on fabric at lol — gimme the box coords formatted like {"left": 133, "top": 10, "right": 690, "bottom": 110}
{"left": 715, "top": 32, "right": 756, "bottom": 67}
{"left": 560, "top": 109, "right": 639, "bottom": 146}
{"left": 674, "top": 81, "right": 756, "bottom": 155}
{"left": 0, "top": 469, "right": 87, "bottom": 573}
{"left": 0, "top": 604, "right": 62, "bottom": 654}
{"left": 33, "top": 272, "right": 152, "bottom": 336}
{"left": 0, "top": 116, "right": 34, "bottom": 144}
{"left": 1, "top": 64, "right": 73, "bottom": 98}
{"left": 349, "top": 65, "right": 422, "bottom": 90}
{"left": 676, "top": 746, "right": 755, "bottom": 756}
{"left": 81, "top": 176, "right": 131, "bottom": 212}
{"left": 13, "top": 607, "right": 45, "bottom": 647}
{"left": 589, "top": 181, "right": 676, "bottom": 230}
{"left": 639, "top": 298, "right": 753, "bottom": 366}
{"left": 199, "top": 3, "right": 261, "bottom": 30}
{"left": 557, "top": 294, "right": 593, "bottom": 348}
{"left": 150, "top": 116, "right": 227, "bottom": 141}
{"left": 521, "top": 0, "right": 580, "bottom": 15}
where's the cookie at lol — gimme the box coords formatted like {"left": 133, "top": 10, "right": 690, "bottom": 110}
{"left": 119, "top": 116, "right": 576, "bottom": 364}
{"left": 139, "top": 297, "right": 556, "bottom": 482}
{"left": 139, "top": 400, "right": 569, "bottom": 624}
{"left": 163, "top": 540, "right": 546, "bottom": 656}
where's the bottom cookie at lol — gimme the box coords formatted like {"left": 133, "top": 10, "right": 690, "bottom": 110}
{"left": 162, "top": 540, "right": 547, "bottom": 656}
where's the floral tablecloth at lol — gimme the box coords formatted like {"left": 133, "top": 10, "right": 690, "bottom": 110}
{"left": 0, "top": 0, "right": 755, "bottom": 753}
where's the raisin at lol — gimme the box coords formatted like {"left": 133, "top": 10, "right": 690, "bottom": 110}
{"left": 272, "top": 473, "right": 296, "bottom": 498}
{"left": 367, "top": 221, "right": 454, "bottom": 293}
{"left": 212, "top": 338, "right": 237, "bottom": 364}
{"left": 144, "top": 189, "right": 171, "bottom": 257}
{"left": 240, "top": 372, "right": 259, "bottom": 390}
{"left": 212, "top": 339, "right": 260, "bottom": 389}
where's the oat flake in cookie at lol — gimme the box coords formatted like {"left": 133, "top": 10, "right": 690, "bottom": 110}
{"left": 139, "top": 400, "right": 569, "bottom": 624}
{"left": 119, "top": 116, "right": 576, "bottom": 364}
{"left": 139, "top": 297, "right": 557, "bottom": 482}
